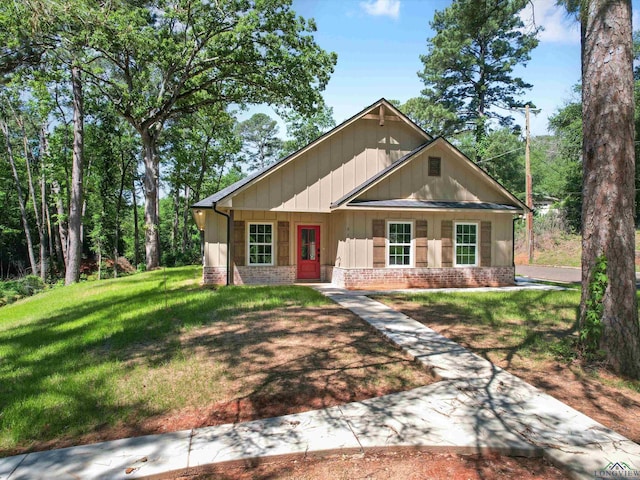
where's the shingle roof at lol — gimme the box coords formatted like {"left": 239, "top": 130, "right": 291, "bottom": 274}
{"left": 345, "top": 199, "right": 521, "bottom": 211}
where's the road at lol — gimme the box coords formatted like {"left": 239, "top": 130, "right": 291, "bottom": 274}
{"left": 515, "top": 265, "right": 581, "bottom": 283}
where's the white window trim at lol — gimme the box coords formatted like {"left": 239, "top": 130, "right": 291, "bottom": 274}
{"left": 386, "top": 220, "right": 414, "bottom": 268}
{"left": 247, "top": 222, "right": 275, "bottom": 266}
{"left": 454, "top": 222, "right": 478, "bottom": 267}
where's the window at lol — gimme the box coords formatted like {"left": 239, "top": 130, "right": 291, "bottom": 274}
{"left": 248, "top": 223, "right": 273, "bottom": 265}
{"left": 428, "top": 157, "right": 441, "bottom": 176}
{"left": 455, "top": 223, "right": 478, "bottom": 266}
{"left": 388, "top": 221, "right": 412, "bottom": 266}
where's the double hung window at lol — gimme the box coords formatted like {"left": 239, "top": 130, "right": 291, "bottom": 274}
{"left": 248, "top": 223, "right": 273, "bottom": 265}
{"left": 388, "top": 222, "right": 412, "bottom": 266}
{"left": 455, "top": 223, "right": 478, "bottom": 266}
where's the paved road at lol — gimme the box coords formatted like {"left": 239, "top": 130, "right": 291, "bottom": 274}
{"left": 516, "top": 265, "right": 581, "bottom": 283}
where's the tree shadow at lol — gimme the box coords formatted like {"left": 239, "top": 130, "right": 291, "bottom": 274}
{"left": 0, "top": 268, "right": 434, "bottom": 458}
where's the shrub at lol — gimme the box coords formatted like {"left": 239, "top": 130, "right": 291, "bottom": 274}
{"left": 20, "top": 275, "right": 45, "bottom": 296}
{"left": 0, "top": 275, "right": 46, "bottom": 307}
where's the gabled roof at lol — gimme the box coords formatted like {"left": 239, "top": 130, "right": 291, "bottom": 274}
{"left": 191, "top": 98, "right": 431, "bottom": 209}
{"left": 330, "top": 140, "right": 435, "bottom": 208}
{"left": 330, "top": 136, "right": 528, "bottom": 212}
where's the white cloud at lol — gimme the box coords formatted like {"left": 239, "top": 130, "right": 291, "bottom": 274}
{"left": 520, "top": 0, "right": 580, "bottom": 45}
{"left": 360, "top": 0, "right": 400, "bottom": 20}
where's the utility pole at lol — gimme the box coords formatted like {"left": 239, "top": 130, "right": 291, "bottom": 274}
{"left": 525, "top": 105, "right": 534, "bottom": 264}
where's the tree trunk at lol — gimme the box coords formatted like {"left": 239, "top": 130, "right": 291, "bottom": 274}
{"left": 181, "top": 184, "right": 192, "bottom": 253}
{"left": 20, "top": 119, "right": 47, "bottom": 281}
{"left": 141, "top": 128, "right": 161, "bottom": 269}
{"left": 65, "top": 64, "right": 85, "bottom": 285}
{"left": 580, "top": 0, "right": 640, "bottom": 378}
{"left": 132, "top": 176, "right": 140, "bottom": 267}
{"left": 40, "top": 125, "right": 50, "bottom": 281}
{"left": 172, "top": 186, "right": 180, "bottom": 252}
{"left": 1, "top": 119, "right": 39, "bottom": 276}
{"left": 113, "top": 150, "right": 129, "bottom": 279}
{"left": 51, "top": 180, "right": 69, "bottom": 267}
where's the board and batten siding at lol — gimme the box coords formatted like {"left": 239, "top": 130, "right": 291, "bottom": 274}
{"left": 204, "top": 210, "right": 336, "bottom": 268}
{"left": 335, "top": 211, "right": 513, "bottom": 269}
{"left": 228, "top": 119, "right": 426, "bottom": 212}
{"left": 203, "top": 210, "right": 229, "bottom": 267}
{"left": 359, "top": 145, "right": 513, "bottom": 204}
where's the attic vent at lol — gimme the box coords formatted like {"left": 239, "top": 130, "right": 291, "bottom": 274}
{"left": 428, "top": 157, "right": 441, "bottom": 177}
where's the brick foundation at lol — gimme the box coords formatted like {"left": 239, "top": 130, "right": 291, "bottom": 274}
{"left": 204, "top": 265, "right": 514, "bottom": 289}
{"left": 204, "top": 265, "right": 330, "bottom": 285}
{"left": 203, "top": 266, "right": 296, "bottom": 285}
{"left": 330, "top": 266, "right": 515, "bottom": 290}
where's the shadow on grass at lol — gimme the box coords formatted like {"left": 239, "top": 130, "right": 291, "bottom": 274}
{"left": 0, "top": 267, "right": 433, "bottom": 457}
{"left": 375, "top": 289, "right": 640, "bottom": 443}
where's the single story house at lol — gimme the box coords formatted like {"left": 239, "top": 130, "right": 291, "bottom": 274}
{"left": 191, "top": 98, "right": 527, "bottom": 289}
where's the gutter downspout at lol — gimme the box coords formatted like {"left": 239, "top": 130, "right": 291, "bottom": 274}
{"left": 213, "top": 201, "right": 232, "bottom": 286}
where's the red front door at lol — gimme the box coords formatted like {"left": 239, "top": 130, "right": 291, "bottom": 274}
{"left": 297, "top": 225, "right": 320, "bottom": 280}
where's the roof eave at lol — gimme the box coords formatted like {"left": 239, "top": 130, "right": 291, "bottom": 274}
{"left": 334, "top": 205, "right": 523, "bottom": 214}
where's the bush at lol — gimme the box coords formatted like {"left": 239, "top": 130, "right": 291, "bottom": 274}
{"left": 0, "top": 275, "right": 46, "bottom": 307}
{"left": 21, "top": 275, "right": 45, "bottom": 295}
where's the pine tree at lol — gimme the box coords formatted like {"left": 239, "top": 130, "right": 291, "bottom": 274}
{"left": 419, "top": 0, "right": 539, "bottom": 144}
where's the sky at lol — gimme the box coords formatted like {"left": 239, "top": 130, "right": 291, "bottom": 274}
{"left": 244, "top": 0, "right": 639, "bottom": 138}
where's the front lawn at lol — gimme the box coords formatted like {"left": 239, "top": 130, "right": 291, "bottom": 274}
{"left": 0, "top": 266, "right": 434, "bottom": 456}
{"left": 375, "top": 290, "right": 640, "bottom": 443}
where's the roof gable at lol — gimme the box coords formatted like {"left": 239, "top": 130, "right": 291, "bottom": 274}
{"left": 192, "top": 98, "right": 431, "bottom": 209}
{"left": 332, "top": 137, "right": 527, "bottom": 212}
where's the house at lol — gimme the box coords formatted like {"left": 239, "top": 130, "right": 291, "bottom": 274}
{"left": 191, "top": 99, "right": 527, "bottom": 289}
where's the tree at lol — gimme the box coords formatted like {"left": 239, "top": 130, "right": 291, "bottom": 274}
{"left": 4, "top": 0, "right": 94, "bottom": 284}
{"left": 236, "top": 113, "right": 283, "bottom": 171}
{"left": 419, "top": 0, "right": 539, "bottom": 144}
{"left": 280, "top": 103, "right": 335, "bottom": 155}
{"left": 395, "top": 96, "right": 459, "bottom": 135}
{"left": 571, "top": 0, "right": 640, "bottom": 377}
{"left": 547, "top": 99, "right": 583, "bottom": 232}
{"left": 452, "top": 128, "right": 524, "bottom": 196}
{"left": 86, "top": 0, "right": 336, "bottom": 269}
{"left": 163, "top": 106, "right": 240, "bottom": 259}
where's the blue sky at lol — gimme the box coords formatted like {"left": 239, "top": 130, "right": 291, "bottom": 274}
{"left": 244, "top": 0, "right": 639, "bottom": 138}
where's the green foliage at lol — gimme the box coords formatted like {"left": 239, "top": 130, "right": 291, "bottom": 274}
{"left": 396, "top": 96, "right": 459, "bottom": 136}
{"left": 419, "top": 0, "right": 539, "bottom": 141}
{"left": 581, "top": 255, "right": 607, "bottom": 358}
{"left": 547, "top": 98, "right": 583, "bottom": 232}
{"left": 1, "top": 0, "right": 338, "bottom": 275}
{"left": 280, "top": 103, "right": 335, "bottom": 155}
{"left": 235, "top": 113, "right": 283, "bottom": 171}
{"left": 0, "top": 275, "right": 45, "bottom": 306}
{"left": 453, "top": 128, "right": 525, "bottom": 196}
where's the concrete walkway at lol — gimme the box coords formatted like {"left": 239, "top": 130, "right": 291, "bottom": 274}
{"left": 2, "top": 283, "right": 639, "bottom": 480}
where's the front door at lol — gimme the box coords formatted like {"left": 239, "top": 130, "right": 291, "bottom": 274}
{"left": 297, "top": 225, "right": 320, "bottom": 280}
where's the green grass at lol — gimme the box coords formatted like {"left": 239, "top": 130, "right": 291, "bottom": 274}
{"left": 376, "top": 289, "right": 640, "bottom": 392}
{"left": 0, "top": 266, "right": 332, "bottom": 455}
